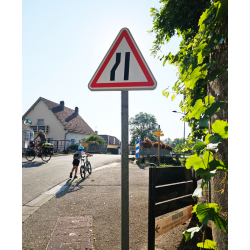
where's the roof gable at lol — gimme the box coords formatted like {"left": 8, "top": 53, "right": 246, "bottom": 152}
{"left": 23, "top": 97, "right": 94, "bottom": 135}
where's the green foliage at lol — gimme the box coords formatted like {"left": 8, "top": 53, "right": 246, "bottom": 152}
{"left": 129, "top": 112, "right": 159, "bottom": 144}
{"left": 150, "top": 0, "right": 228, "bottom": 247}
{"left": 197, "top": 239, "right": 217, "bottom": 249}
{"left": 85, "top": 134, "right": 106, "bottom": 145}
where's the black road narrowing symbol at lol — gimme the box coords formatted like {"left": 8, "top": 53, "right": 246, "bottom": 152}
{"left": 110, "top": 52, "right": 130, "bottom": 81}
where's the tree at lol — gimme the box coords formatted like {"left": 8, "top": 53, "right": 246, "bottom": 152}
{"left": 163, "top": 137, "right": 172, "bottom": 145}
{"left": 150, "top": 1, "right": 228, "bottom": 248}
{"left": 85, "top": 134, "right": 106, "bottom": 145}
{"left": 129, "top": 112, "right": 159, "bottom": 145}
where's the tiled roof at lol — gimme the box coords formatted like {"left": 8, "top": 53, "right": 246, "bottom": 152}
{"left": 23, "top": 97, "right": 94, "bottom": 135}
{"left": 99, "top": 134, "right": 121, "bottom": 145}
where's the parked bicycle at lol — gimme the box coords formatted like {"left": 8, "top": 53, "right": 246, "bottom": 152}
{"left": 25, "top": 140, "right": 53, "bottom": 162}
{"left": 80, "top": 155, "right": 92, "bottom": 179}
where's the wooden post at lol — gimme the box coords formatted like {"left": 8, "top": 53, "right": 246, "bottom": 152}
{"left": 158, "top": 125, "right": 160, "bottom": 166}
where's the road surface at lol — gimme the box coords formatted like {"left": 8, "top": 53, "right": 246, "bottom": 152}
{"left": 22, "top": 154, "right": 121, "bottom": 205}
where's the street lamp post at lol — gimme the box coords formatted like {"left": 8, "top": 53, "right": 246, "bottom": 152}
{"left": 172, "top": 111, "right": 185, "bottom": 144}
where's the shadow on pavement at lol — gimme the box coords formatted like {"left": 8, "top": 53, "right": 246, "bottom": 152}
{"left": 136, "top": 164, "right": 148, "bottom": 170}
{"left": 55, "top": 175, "right": 91, "bottom": 199}
{"left": 22, "top": 161, "right": 47, "bottom": 168}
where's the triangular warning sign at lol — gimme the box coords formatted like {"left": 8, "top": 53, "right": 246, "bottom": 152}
{"left": 88, "top": 28, "right": 157, "bottom": 91}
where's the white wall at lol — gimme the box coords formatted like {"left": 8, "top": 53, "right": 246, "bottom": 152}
{"left": 67, "top": 132, "right": 89, "bottom": 144}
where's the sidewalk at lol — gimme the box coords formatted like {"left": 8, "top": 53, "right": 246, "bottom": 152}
{"left": 22, "top": 163, "right": 201, "bottom": 250}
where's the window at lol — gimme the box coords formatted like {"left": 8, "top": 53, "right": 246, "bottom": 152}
{"left": 71, "top": 139, "right": 76, "bottom": 145}
{"left": 47, "top": 138, "right": 53, "bottom": 143}
{"left": 38, "top": 119, "right": 44, "bottom": 125}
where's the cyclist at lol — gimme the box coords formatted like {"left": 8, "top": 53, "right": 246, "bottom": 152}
{"left": 70, "top": 145, "right": 92, "bottom": 179}
{"left": 33, "top": 129, "right": 47, "bottom": 155}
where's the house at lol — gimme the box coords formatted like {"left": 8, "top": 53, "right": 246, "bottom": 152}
{"left": 22, "top": 97, "right": 94, "bottom": 148}
{"left": 98, "top": 133, "right": 121, "bottom": 154}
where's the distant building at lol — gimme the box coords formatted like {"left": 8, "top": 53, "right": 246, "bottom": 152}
{"left": 22, "top": 97, "right": 94, "bottom": 147}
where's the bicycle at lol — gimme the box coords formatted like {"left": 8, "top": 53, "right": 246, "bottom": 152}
{"left": 80, "top": 155, "right": 92, "bottom": 179}
{"left": 25, "top": 140, "right": 53, "bottom": 162}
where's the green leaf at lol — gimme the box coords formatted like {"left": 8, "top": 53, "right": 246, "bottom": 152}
{"left": 204, "top": 102, "right": 225, "bottom": 117}
{"left": 196, "top": 168, "right": 217, "bottom": 182}
{"left": 197, "top": 49, "right": 210, "bottom": 64}
{"left": 207, "top": 34, "right": 224, "bottom": 49}
{"left": 187, "top": 99, "right": 205, "bottom": 119}
{"left": 208, "top": 134, "right": 224, "bottom": 144}
{"left": 203, "top": 151, "right": 213, "bottom": 167}
{"left": 204, "top": 95, "right": 215, "bottom": 106}
{"left": 194, "top": 141, "right": 207, "bottom": 153}
{"left": 185, "top": 77, "right": 199, "bottom": 89}
{"left": 183, "top": 226, "right": 201, "bottom": 242}
{"left": 206, "top": 65, "right": 228, "bottom": 82}
{"left": 186, "top": 154, "right": 205, "bottom": 170}
{"left": 197, "top": 239, "right": 217, "bottom": 249}
{"left": 182, "top": 56, "right": 192, "bottom": 66}
{"left": 202, "top": 61, "right": 215, "bottom": 71}
{"left": 199, "top": 116, "right": 209, "bottom": 127}
{"left": 171, "top": 94, "right": 176, "bottom": 101}
{"left": 209, "top": 159, "right": 227, "bottom": 171}
{"left": 212, "top": 120, "right": 228, "bottom": 139}
{"left": 195, "top": 203, "right": 227, "bottom": 232}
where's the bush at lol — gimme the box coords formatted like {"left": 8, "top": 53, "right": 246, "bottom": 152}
{"left": 165, "top": 144, "right": 173, "bottom": 151}
{"left": 88, "top": 141, "right": 99, "bottom": 144}
{"left": 85, "top": 134, "right": 106, "bottom": 145}
{"left": 68, "top": 144, "right": 79, "bottom": 151}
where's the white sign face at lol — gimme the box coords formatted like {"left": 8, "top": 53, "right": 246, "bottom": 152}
{"left": 88, "top": 28, "right": 157, "bottom": 91}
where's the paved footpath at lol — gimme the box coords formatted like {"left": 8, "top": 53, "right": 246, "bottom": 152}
{"left": 22, "top": 163, "right": 195, "bottom": 250}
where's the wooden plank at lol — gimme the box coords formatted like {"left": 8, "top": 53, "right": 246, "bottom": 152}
{"left": 155, "top": 167, "right": 193, "bottom": 186}
{"left": 155, "top": 205, "right": 193, "bottom": 237}
{"left": 155, "top": 181, "right": 194, "bottom": 203}
{"left": 155, "top": 195, "right": 193, "bottom": 217}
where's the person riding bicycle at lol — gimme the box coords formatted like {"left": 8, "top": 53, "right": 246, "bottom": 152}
{"left": 70, "top": 145, "right": 92, "bottom": 179}
{"left": 33, "top": 129, "right": 47, "bottom": 155}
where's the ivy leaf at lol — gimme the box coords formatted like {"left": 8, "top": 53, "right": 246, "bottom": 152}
{"left": 171, "top": 94, "right": 176, "bottom": 101}
{"left": 182, "top": 56, "right": 192, "bottom": 66}
{"left": 208, "top": 134, "right": 224, "bottom": 144}
{"left": 199, "top": 116, "right": 210, "bottom": 127}
{"left": 209, "top": 159, "right": 228, "bottom": 171}
{"left": 207, "top": 34, "right": 224, "bottom": 49}
{"left": 202, "top": 61, "right": 215, "bottom": 71}
{"left": 197, "top": 49, "right": 210, "bottom": 64}
{"left": 197, "top": 239, "right": 217, "bottom": 249}
{"left": 205, "top": 65, "right": 228, "bottom": 82}
{"left": 192, "top": 185, "right": 203, "bottom": 201}
{"left": 204, "top": 102, "right": 225, "bottom": 117}
{"left": 205, "top": 95, "right": 215, "bottom": 106}
{"left": 196, "top": 168, "right": 217, "bottom": 182}
{"left": 186, "top": 154, "right": 205, "bottom": 170}
{"left": 212, "top": 120, "right": 228, "bottom": 139}
{"left": 187, "top": 99, "right": 205, "bottom": 119}
{"left": 194, "top": 141, "right": 207, "bottom": 155}
{"left": 183, "top": 226, "right": 201, "bottom": 242}
{"left": 195, "top": 203, "right": 227, "bottom": 232}
{"left": 203, "top": 151, "right": 213, "bottom": 166}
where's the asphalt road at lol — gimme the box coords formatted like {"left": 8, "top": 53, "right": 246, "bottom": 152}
{"left": 22, "top": 154, "right": 121, "bottom": 205}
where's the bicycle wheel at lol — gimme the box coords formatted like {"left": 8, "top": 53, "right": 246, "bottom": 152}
{"left": 25, "top": 149, "right": 36, "bottom": 162}
{"left": 87, "top": 162, "right": 92, "bottom": 175}
{"left": 41, "top": 152, "right": 52, "bottom": 162}
{"left": 80, "top": 165, "right": 85, "bottom": 179}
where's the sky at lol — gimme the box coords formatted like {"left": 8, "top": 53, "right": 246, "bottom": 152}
{"left": 22, "top": 0, "right": 191, "bottom": 142}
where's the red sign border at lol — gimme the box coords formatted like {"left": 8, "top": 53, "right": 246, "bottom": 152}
{"left": 88, "top": 28, "right": 157, "bottom": 91}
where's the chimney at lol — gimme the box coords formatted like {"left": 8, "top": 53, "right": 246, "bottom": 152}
{"left": 60, "top": 101, "right": 64, "bottom": 111}
{"left": 95, "top": 131, "right": 98, "bottom": 135}
{"left": 75, "top": 107, "right": 79, "bottom": 116}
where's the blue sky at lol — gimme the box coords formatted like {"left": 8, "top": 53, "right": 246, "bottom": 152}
{"left": 22, "top": 0, "right": 191, "bottom": 142}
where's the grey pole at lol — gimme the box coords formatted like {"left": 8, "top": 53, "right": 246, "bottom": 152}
{"left": 121, "top": 91, "right": 129, "bottom": 250}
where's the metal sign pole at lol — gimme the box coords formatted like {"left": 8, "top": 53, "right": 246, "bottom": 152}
{"left": 121, "top": 91, "right": 129, "bottom": 250}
